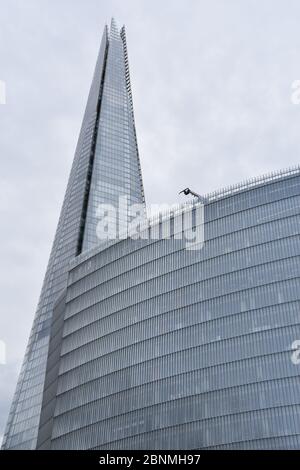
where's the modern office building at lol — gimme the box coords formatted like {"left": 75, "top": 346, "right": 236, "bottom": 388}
{"left": 3, "top": 19, "right": 300, "bottom": 450}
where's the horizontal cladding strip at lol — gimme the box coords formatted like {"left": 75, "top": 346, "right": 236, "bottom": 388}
{"left": 61, "top": 276, "right": 300, "bottom": 349}
{"left": 55, "top": 327, "right": 297, "bottom": 399}
{"left": 65, "top": 274, "right": 300, "bottom": 344}
{"left": 67, "top": 203, "right": 300, "bottom": 290}
{"left": 52, "top": 374, "right": 300, "bottom": 428}
{"left": 64, "top": 255, "right": 300, "bottom": 320}
{"left": 59, "top": 320, "right": 298, "bottom": 376}
{"left": 52, "top": 377, "right": 300, "bottom": 440}
{"left": 93, "top": 431, "right": 300, "bottom": 451}
{"left": 65, "top": 234, "right": 300, "bottom": 303}
{"left": 60, "top": 298, "right": 300, "bottom": 357}
{"left": 67, "top": 226, "right": 298, "bottom": 299}
{"left": 51, "top": 403, "right": 300, "bottom": 448}
{"left": 57, "top": 321, "right": 299, "bottom": 377}
{"left": 54, "top": 355, "right": 299, "bottom": 417}
{"left": 201, "top": 433, "right": 300, "bottom": 450}
{"left": 55, "top": 347, "right": 293, "bottom": 397}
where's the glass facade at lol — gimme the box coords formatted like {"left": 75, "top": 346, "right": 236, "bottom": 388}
{"left": 3, "top": 16, "right": 300, "bottom": 450}
{"left": 38, "top": 172, "right": 300, "bottom": 449}
{"left": 2, "top": 19, "right": 144, "bottom": 449}
{"left": 82, "top": 19, "right": 145, "bottom": 251}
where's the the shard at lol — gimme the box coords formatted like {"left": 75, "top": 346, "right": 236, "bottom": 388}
{"left": 2, "top": 19, "right": 145, "bottom": 450}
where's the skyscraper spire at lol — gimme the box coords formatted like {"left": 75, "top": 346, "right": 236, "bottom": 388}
{"left": 2, "top": 19, "right": 145, "bottom": 450}
{"left": 82, "top": 18, "right": 145, "bottom": 251}
{"left": 110, "top": 17, "right": 119, "bottom": 39}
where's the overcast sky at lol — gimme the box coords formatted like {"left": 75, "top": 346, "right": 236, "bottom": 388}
{"left": 1, "top": 0, "right": 300, "bottom": 442}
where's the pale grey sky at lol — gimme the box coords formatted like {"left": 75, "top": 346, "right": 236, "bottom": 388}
{"left": 1, "top": 0, "right": 300, "bottom": 440}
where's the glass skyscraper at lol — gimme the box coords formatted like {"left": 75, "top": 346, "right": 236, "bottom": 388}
{"left": 2, "top": 19, "right": 145, "bottom": 450}
{"left": 2, "top": 19, "right": 300, "bottom": 450}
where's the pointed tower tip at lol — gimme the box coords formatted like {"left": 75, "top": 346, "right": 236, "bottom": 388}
{"left": 109, "top": 17, "right": 120, "bottom": 40}
{"left": 110, "top": 17, "right": 118, "bottom": 30}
